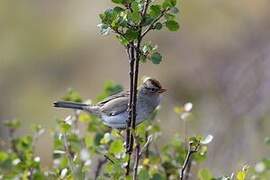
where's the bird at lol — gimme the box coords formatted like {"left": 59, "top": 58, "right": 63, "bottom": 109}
{"left": 54, "top": 78, "right": 166, "bottom": 129}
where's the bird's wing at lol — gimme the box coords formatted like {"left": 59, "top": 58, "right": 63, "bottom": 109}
{"left": 99, "top": 96, "right": 129, "bottom": 116}
{"left": 97, "top": 91, "right": 129, "bottom": 106}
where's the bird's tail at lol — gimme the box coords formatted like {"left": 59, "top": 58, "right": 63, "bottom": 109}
{"left": 53, "top": 101, "right": 100, "bottom": 116}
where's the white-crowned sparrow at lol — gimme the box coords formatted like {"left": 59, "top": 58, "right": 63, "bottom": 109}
{"left": 54, "top": 78, "right": 166, "bottom": 129}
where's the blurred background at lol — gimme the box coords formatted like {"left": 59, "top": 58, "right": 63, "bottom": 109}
{"left": 1, "top": 0, "right": 270, "bottom": 176}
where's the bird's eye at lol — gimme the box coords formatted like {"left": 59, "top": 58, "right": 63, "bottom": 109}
{"left": 151, "top": 88, "right": 156, "bottom": 91}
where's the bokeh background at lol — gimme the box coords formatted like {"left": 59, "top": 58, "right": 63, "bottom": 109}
{"left": 1, "top": 0, "right": 270, "bottom": 176}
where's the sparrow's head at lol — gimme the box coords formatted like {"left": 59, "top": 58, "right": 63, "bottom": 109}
{"left": 140, "top": 78, "right": 166, "bottom": 95}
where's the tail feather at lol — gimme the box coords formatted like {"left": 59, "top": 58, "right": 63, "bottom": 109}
{"left": 54, "top": 101, "right": 89, "bottom": 110}
{"left": 53, "top": 101, "right": 100, "bottom": 116}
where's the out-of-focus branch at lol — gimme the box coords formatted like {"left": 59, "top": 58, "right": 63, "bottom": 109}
{"left": 139, "top": 134, "right": 152, "bottom": 157}
{"left": 179, "top": 143, "right": 200, "bottom": 180}
{"left": 94, "top": 158, "right": 107, "bottom": 180}
{"left": 63, "top": 133, "right": 76, "bottom": 176}
{"left": 184, "top": 160, "right": 192, "bottom": 180}
{"left": 133, "top": 143, "right": 141, "bottom": 180}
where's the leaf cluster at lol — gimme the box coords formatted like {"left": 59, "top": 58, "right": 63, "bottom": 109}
{"left": 0, "top": 121, "right": 45, "bottom": 179}
{"left": 98, "top": 0, "right": 180, "bottom": 65}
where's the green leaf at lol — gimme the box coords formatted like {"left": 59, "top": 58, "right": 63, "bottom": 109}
{"left": 100, "top": 133, "right": 111, "bottom": 144}
{"left": 162, "top": 0, "right": 177, "bottom": 9}
{"left": 33, "top": 172, "right": 45, "bottom": 180}
{"left": 94, "top": 132, "right": 104, "bottom": 146}
{"left": 84, "top": 134, "right": 93, "bottom": 148}
{"left": 142, "top": 43, "right": 151, "bottom": 53}
{"left": 140, "top": 54, "right": 147, "bottom": 63}
{"left": 62, "top": 88, "right": 82, "bottom": 102}
{"left": 125, "top": 29, "right": 139, "bottom": 41}
{"left": 138, "top": 169, "right": 150, "bottom": 179}
{"left": 97, "top": 81, "right": 123, "bottom": 101}
{"left": 149, "top": 5, "right": 161, "bottom": 18}
{"left": 112, "top": 0, "right": 125, "bottom": 4}
{"left": 142, "top": 42, "right": 157, "bottom": 54}
{"left": 109, "top": 139, "right": 124, "bottom": 155}
{"left": 104, "top": 81, "right": 123, "bottom": 96}
{"left": 236, "top": 170, "right": 246, "bottom": 180}
{"left": 150, "top": 52, "right": 162, "bottom": 64}
{"left": 262, "top": 158, "right": 270, "bottom": 169}
{"left": 141, "top": 15, "right": 154, "bottom": 26}
{"left": 59, "top": 121, "right": 71, "bottom": 133}
{"left": 3, "top": 119, "right": 21, "bottom": 129}
{"left": 264, "top": 137, "right": 270, "bottom": 145}
{"left": 100, "top": 7, "right": 126, "bottom": 28}
{"left": 198, "top": 169, "right": 214, "bottom": 180}
{"left": 0, "top": 151, "right": 8, "bottom": 162}
{"left": 16, "top": 135, "right": 33, "bottom": 151}
{"left": 131, "top": 1, "right": 140, "bottom": 12}
{"left": 164, "top": 13, "right": 176, "bottom": 21}
{"left": 236, "top": 165, "right": 248, "bottom": 180}
{"left": 97, "top": 23, "right": 111, "bottom": 35}
{"left": 189, "top": 136, "right": 202, "bottom": 146}
{"left": 154, "top": 22, "right": 163, "bottom": 30}
{"left": 79, "top": 113, "right": 91, "bottom": 123}
{"left": 165, "top": 20, "right": 179, "bottom": 31}
{"left": 116, "top": 35, "right": 129, "bottom": 46}
{"left": 152, "top": 173, "right": 165, "bottom": 180}
{"left": 129, "top": 11, "right": 141, "bottom": 24}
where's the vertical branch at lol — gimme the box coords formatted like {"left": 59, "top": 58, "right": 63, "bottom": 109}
{"left": 126, "top": 43, "right": 136, "bottom": 176}
{"left": 126, "top": 44, "right": 135, "bottom": 151}
{"left": 131, "top": 0, "right": 150, "bottom": 134}
{"left": 126, "top": 0, "right": 151, "bottom": 177}
{"left": 131, "top": 41, "right": 141, "bottom": 130}
{"left": 133, "top": 144, "right": 141, "bottom": 180}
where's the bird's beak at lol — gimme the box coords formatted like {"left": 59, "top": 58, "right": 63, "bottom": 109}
{"left": 158, "top": 88, "right": 167, "bottom": 93}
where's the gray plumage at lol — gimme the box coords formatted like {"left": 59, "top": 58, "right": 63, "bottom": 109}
{"left": 54, "top": 78, "right": 166, "bottom": 129}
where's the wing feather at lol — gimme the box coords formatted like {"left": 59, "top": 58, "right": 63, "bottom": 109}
{"left": 100, "top": 96, "right": 129, "bottom": 116}
{"left": 97, "top": 91, "right": 129, "bottom": 106}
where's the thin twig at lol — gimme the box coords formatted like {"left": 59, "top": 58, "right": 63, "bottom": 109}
{"left": 73, "top": 110, "right": 88, "bottom": 179}
{"left": 179, "top": 143, "right": 200, "bottom": 180}
{"left": 104, "top": 154, "right": 115, "bottom": 164}
{"left": 141, "top": 9, "right": 169, "bottom": 39}
{"left": 145, "top": 132, "right": 150, "bottom": 158}
{"left": 112, "top": 28, "right": 125, "bottom": 37}
{"left": 139, "top": 134, "right": 153, "bottom": 156}
{"left": 94, "top": 158, "right": 107, "bottom": 180}
{"left": 63, "top": 133, "right": 76, "bottom": 176}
